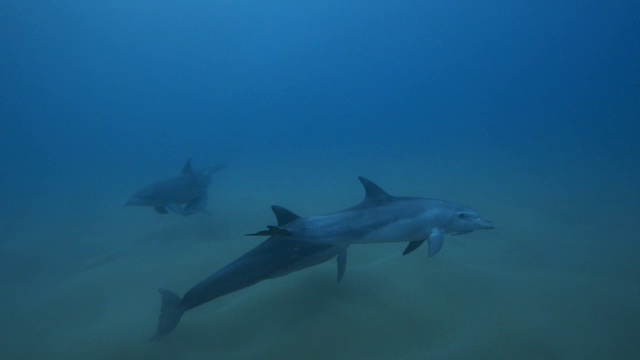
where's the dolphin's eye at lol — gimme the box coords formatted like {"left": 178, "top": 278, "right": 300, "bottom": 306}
{"left": 458, "top": 213, "right": 470, "bottom": 219}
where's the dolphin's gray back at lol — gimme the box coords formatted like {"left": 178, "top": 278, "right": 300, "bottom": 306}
{"left": 287, "top": 196, "right": 456, "bottom": 243}
{"left": 178, "top": 237, "right": 345, "bottom": 311}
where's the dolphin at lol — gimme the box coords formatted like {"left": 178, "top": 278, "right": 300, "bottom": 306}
{"left": 247, "top": 177, "right": 495, "bottom": 257}
{"left": 152, "top": 206, "right": 349, "bottom": 340}
{"left": 125, "top": 159, "right": 226, "bottom": 216}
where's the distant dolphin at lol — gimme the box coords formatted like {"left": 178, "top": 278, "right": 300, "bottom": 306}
{"left": 152, "top": 206, "right": 348, "bottom": 340}
{"left": 248, "top": 177, "right": 495, "bottom": 257}
{"left": 125, "top": 159, "right": 226, "bottom": 216}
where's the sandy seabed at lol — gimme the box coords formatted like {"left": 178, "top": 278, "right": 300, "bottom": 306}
{"left": 1, "top": 159, "right": 638, "bottom": 360}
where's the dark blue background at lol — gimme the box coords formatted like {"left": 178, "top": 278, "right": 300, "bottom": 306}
{"left": 2, "top": 1, "right": 638, "bottom": 182}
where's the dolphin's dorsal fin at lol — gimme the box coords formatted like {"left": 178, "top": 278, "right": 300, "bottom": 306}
{"left": 358, "top": 176, "right": 390, "bottom": 201}
{"left": 271, "top": 205, "right": 301, "bottom": 226}
{"left": 182, "top": 158, "right": 193, "bottom": 174}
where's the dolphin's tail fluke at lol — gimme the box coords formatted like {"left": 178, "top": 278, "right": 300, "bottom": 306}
{"left": 203, "top": 163, "right": 228, "bottom": 176}
{"left": 152, "top": 289, "right": 185, "bottom": 341}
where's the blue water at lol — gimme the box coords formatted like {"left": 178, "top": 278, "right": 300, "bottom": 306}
{"left": 1, "top": 1, "right": 639, "bottom": 359}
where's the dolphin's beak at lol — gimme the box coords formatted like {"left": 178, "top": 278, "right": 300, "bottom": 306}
{"left": 474, "top": 218, "right": 496, "bottom": 230}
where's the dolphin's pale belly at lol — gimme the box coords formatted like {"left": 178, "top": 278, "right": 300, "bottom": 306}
{"left": 355, "top": 218, "right": 429, "bottom": 243}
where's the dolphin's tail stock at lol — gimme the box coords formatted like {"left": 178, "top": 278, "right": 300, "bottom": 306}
{"left": 152, "top": 289, "right": 185, "bottom": 341}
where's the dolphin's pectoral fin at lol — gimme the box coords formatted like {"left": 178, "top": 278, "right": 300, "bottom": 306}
{"left": 164, "top": 203, "right": 188, "bottom": 216}
{"left": 245, "top": 226, "right": 291, "bottom": 237}
{"left": 336, "top": 251, "right": 347, "bottom": 282}
{"left": 154, "top": 206, "right": 169, "bottom": 214}
{"left": 402, "top": 239, "right": 426, "bottom": 255}
{"left": 163, "top": 196, "right": 207, "bottom": 217}
{"left": 427, "top": 229, "right": 445, "bottom": 257}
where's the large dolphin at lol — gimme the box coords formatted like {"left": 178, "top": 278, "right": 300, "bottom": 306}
{"left": 248, "top": 177, "right": 495, "bottom": 257}
{"left": 152, "top": 206, "right": 349, "bottom": 340}
{"left": 125, "top": 159, "right": 226, "bottom": 216}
